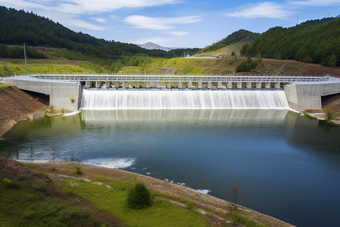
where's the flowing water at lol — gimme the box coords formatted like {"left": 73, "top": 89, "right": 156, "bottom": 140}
{"left": 1, "top": 90, "right": 340, "bottom": 227}
{"left": 81, "top": 89, "right": 289, "bottom": 109}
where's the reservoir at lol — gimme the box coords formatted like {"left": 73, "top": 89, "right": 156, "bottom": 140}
{"left": 0, "top": 90, "right": 340, "bottom": 227}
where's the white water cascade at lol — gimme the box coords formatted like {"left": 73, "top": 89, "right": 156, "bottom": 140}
{"left": 81, "top": 89, "right": 290, "bottom": 109}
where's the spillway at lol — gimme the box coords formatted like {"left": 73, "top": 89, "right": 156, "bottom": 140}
{"left": 81, "top": 89, "right": 289, "bottom": 109}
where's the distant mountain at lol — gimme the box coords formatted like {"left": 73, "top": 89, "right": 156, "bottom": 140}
{"left": 197, "top": 29, "right": 260, "bottom": 54}
{"left": 240, "top": 17, "right": 340, "bottom": 67}
{"left": 138, "top": 42, "right": 184, "bottom": 52}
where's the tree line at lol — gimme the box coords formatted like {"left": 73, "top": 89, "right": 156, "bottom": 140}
{"left": 240, "top": 17, "right": 340, "bottom": 67}
{"left": 0, "top": 44, "right": 46, "bottom": 59}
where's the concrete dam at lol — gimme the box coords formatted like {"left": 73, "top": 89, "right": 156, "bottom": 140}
{"left": 2, "top": 74, "right": 340, "bottom": 111}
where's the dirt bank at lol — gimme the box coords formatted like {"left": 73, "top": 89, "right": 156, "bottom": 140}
{"left": 0, "top": 83, "right": 45, "bottom": 137}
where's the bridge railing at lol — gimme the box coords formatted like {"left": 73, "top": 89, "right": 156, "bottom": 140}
{"left": 24, "top": 74, "right": 331, "bottom": 83}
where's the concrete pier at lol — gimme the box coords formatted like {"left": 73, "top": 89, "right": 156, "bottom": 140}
{"left": 85, "top": 81, "right": 92, "bottom": 88}
{"left": 198, "top": 81, "right": 202, "bottom": 89}
{"left": 246, "top": 82, "right": 252, "bottom": 89}
{"left": 227, "top": 82, "right": 232, "bottom": 89}
{"left": 265, "top": 82, "right": 271, "bottom": 89}
{"left": 217, "top": 82, "right": 222, "bottom": 89}
{"left": 188, "top": 81, "right": 193, "bottom": 88}
{"left": 135, "top": 81, "right": 139, "bottom": 88}
{"left": 178, "top": 81, "right": 182, "bottom": 88}
{"left": 146, "top": 82, "right": 151, "bottom": 89}
{"left": 167, "top": 82, "right": 171, "bottom": 89}
{"left": 237, "top": 82, "right": 242, "bottom": 89}
{"left": 275, "top": 82, "right": 280, "bottom": 89}
{"left": 124, "top": 81, "right": 129, "bottom": 88}
{"left": 207, "top": 82, "right": 212, "bottom": 89}
{"left": 115, "top": 81, "right": 120, "bottom": 88}
{"left": 96, "top": 81, "right": 101, "bottom": 88}
{"left": 256, "top": 82, "right": 262, "bottom": 89}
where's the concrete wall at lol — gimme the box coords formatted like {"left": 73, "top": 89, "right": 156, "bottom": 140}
{"left": 284, "top": 82, "right": 340, "bottom": 111}
{"left": 3, "top": 78, "right": 81, "bottom": 111}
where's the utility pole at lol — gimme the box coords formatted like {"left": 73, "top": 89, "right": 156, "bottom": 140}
{"left": 24, "top": 42, "right": 28, "bottom": 75}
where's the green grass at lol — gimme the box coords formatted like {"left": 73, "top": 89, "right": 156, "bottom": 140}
{"left": 0, "top": 171, "right": 105, "bottom": 227}
{"left": 0, "top": 59, "right": 110, "bottom": 76}
{"left": 58, "top": 178, "right": 210, "bottom": 227}
{"left": 19, "top": 162, "right": 40, "bottom": 168}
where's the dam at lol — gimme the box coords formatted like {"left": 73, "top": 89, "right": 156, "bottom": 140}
{"left": 2, "top": 74, "right": 340, "bottom": 111}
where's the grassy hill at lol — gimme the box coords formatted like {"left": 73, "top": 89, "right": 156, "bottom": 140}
{"left": 196, "top": 30, "right": 259, "bottom": 55}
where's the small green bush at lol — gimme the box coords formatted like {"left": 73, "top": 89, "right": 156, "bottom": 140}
{"left": 75, "top": 165, "right": 83, "bottom": 175}
{"left": 231, "top": 212, "right": 248, "bottom": 224}
{"left": 185, "top": 200, "right": 195, "bottom": 210}
{"left": 61, "top": 108, "right": 64, "bottom": 114}
{"left": 127, "top": 183, "right": 152, "bottom": 209}
{"left": 326, "top": 112, "right": 334, "bottom": 121}
{"left": 3, "top": 178, "right": 12, "bottom": 187}
{"left": 70, "top": 98, "right": 75, "bottom": 103}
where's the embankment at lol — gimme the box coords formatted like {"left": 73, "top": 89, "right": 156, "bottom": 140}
{"left": 0, "top": 83, "right": 44, "bottom": 137}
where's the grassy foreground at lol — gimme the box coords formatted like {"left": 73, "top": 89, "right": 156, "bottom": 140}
{"left": 0, "top": 160, "right": 294, "bottom": 227}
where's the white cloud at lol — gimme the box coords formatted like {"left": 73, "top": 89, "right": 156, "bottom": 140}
{"left": 290, "top": 0, "right": 340, "bottom": 6}
{"left": 167, "top": 31, "right": 189, "bottom": 36}
{"left": 91, "top": 17, "right": 107, "bottom": 23}
{"left": 0, "top": 0, "right": 182, "bottom": 14}
{"left": 124, "top": 15, "right": 202, "bottom": 30}
{"left": 226, "top": 2, "right": 294, "bottom": 19}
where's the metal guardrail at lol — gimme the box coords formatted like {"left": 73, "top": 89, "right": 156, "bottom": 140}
{"left": 19, "top": 74, "right": 331, "bottom": 83}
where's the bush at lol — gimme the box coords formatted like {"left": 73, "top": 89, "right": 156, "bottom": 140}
{"left": 127, "top": 183, "right": 152, "bottom": 209}
{"left": 185, "top": 200, "right": 195, "bottom": 210}
{"left": 326, "top": 112, "right": 334, "bottom": 121}
{"left": 75, "top": 165, "right": 82, "bottom": 175}
{"left": 70, "top": 98, "right": 75, "bottom": 103}
{"left": 3, "top": 178, "right": 12, "bottom": 187}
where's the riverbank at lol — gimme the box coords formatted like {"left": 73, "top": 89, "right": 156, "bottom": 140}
{"left": 0, "top": 83, "right": 45, "bottom": 137}
{"left": 16, "top": 160, "right": 294, "bottom": 227}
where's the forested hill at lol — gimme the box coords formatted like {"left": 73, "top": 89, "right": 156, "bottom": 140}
{"left": 0, "top": 6, "right": 199, "bottom": 59}
{"left": 197, "top": 29, "right": 259, "bottom": 54}
{"left": 240, "top": 17, "right": 340, "bottom": 67}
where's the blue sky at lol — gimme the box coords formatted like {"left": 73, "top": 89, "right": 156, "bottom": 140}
{"left": 1, "top": 0, "right": 340, "bottom": 48}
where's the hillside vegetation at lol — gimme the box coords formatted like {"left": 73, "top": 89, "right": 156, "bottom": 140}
{"left": 0, "top": 6, "right": 199, "bottom": 60}
{"left": 240, "top": 17, "right": 340, "bottom": 67}
{"left": 197, "top": 29, "right": 259, "bottom": 54}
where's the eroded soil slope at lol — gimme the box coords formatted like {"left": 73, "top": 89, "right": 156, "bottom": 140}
{"left": 0, "top": 84, "right": 44, "bottom": 137}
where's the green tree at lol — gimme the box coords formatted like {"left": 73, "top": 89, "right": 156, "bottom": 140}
{"left": 329, "top": 54, "right": 337, "bottom": 67}
{"left": 127, "top": 183, "right": 152, "bottom": 209}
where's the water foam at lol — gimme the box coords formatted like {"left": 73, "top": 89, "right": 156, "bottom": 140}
{"left": 84, "top": 158, "right": 135, "bottom": 169}
{"left": 196, "top": 189, "right": 211, "bottom": 194}
{"left": 81, "top": 90, "right": 289, "bottom": 109}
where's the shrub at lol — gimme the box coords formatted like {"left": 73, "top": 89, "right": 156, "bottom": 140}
{"left": 231, "top": 212, "right": 248, "bottom": 224}
{"left": 3, "top": 178, "right": 12, "bottom": 187}
{"left": 70, "top": 98, "right": 75, "bottom": 103}
{"left": 185, "top": 200, "right": 195, "bottom": 210}
{"left": 75, "top": 165, "right": 82, "bottom": 175}
{"left": 326, "top": 112, "right": 334, "bottom": 121}
{"left": 61, "top": 108, "right": 64, "bottom": 114}
{"left": 127, "top": 183, "right": 152, "bottom": 209}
